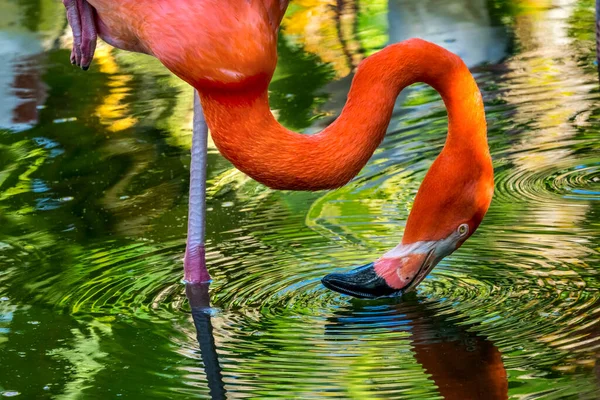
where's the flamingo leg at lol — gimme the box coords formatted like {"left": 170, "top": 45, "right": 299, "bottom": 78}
{"left": 63, "top": 0, "right": 97, "bottom": 70}
{"left": 184, "top": 91, "right": 211, "bottom": 283}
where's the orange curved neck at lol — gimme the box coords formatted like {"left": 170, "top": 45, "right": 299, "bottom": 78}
{"left": 198, "top": 39, "right": 488, "bottom": 191}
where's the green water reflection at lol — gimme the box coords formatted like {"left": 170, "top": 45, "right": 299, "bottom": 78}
{"left": 1, "top": 0, "right": 600, "bottom": 398}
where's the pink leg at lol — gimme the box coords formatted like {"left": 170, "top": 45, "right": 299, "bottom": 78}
{"left": 63, "top": 0, "right": 97, "bottom": 70}
{"left": 184, "top": 91, "right": 211, "bottom": 283}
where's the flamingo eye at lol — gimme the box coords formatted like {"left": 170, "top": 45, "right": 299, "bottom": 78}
{"left": 457, "top": 223, "right": 469, "bottom": 236}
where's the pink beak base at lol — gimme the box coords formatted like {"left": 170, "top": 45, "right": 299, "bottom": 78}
{"left": 373, "top": 253, "right": 429, "bottom": 291}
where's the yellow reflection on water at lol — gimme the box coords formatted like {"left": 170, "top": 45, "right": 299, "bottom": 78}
{"left": 94, "top": 44, "right": 138, "bottom": 132}
{"left": 283, "top": 0, "right": 365, "bottom": 77}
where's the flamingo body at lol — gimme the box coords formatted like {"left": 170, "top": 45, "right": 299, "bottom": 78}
{"left": 64, "top": 0, "right": 493, "bottom": 297}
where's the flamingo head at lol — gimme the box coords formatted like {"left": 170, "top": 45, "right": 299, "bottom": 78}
{"left": 322, "top": 153, "right": 494, "bottom": 298}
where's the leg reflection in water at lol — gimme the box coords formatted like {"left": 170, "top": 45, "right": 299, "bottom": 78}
{"left": 325, "top": 297, "right": 508, "bottom": 399}
{"left": 185, "top": 283, "right": 226, "bottom": 400}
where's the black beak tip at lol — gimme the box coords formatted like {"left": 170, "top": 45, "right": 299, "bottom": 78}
{"left": 322, "top": 262, "right": 403, "bottom": 299}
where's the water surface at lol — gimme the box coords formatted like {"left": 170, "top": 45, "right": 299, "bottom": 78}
{"left": 1, "top": 0, "right": 600, "bottom": 398}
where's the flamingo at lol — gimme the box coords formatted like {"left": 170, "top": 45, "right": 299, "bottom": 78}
{"left": 62, "top": 0, "right": 494, "bottom": 298}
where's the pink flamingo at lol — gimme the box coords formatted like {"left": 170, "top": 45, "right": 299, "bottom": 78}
{"left": 62, "top": 0, "right": 493, "bottom": 298}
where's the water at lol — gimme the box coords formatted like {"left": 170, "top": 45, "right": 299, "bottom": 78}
{"left": 1, "top": 0, "right": 600, "bottom": 398}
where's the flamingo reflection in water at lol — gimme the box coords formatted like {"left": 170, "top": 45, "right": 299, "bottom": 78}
{"left": 186, "top": 283, "right": 508, "bottom": 399}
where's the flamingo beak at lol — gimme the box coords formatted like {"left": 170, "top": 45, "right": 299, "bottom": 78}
{"left": 321, "top": 249, "right": 438, "bottom": 299}
{"left": 321, "top": 262, "right": 401, "bottom": 299}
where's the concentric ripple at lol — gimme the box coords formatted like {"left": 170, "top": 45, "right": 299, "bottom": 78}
{"left": 495, "top": 158, "right": 600, "bottom": 204}
{"left": 553, "top": 162, "right": 600, "bottom": 201}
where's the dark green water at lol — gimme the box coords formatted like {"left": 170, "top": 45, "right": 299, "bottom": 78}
{"left": 1, "top": 0, "right": 600, "bottom": 398}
